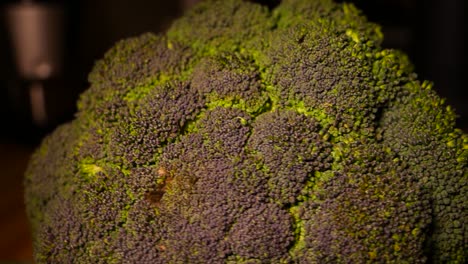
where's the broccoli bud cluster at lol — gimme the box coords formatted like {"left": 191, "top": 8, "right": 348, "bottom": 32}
{"left": 25, "top": 0, "right": 467, "bottom": 263}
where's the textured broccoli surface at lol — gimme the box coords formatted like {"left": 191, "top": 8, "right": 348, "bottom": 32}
{"left": 25, "top": 0, "right": 467, "bottom": 263}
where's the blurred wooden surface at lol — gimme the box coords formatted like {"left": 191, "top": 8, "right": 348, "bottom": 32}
{"left": 0, "top": 143, "right": 34, "bottom": 262}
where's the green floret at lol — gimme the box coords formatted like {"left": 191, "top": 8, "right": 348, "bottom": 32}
{"left": 379, "top": 82, "right": 467, "bottom": 263}
{"left": 25, "top": 0, "right": 467, "bottom": 263}
{"left": 168, "top": 0, "right": 275, "bottom": 55}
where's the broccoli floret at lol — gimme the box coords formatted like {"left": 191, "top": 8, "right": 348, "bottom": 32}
{"left": 25, "top": 0, "right": 467, "bottom": 263}
{"left": 247, "top": 110, "right": 333, "bottom": 205}
{"left": 379, "top": 84, "right": 467, "bottom": 262}
{"left": 298, "top": 143, "right": 432, "bottom": 263}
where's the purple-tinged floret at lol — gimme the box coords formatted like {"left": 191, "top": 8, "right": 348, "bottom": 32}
{"left": 228, "top": 203, "right": 294, "bottom": 261}
{"left": 107, "top": 80, "right": 205, "bottom": 167}
{"left": 300, "top": 143, "right": 431, "bottom": 263}
{"left": 247, "top": 110, "right": 332, "bottom": 205}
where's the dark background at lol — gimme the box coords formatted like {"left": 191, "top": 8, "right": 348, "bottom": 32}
{"left": 0, "top": 0, "right": 466, "bottom": 261}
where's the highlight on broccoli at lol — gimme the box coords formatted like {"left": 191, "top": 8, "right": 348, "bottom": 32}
{"left": 25, "top": 0, "right": 467, "bottom": 263}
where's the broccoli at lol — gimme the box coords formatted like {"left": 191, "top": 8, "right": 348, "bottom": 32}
{"left": 25, "top": 0, "right": 467, "bottom": 263}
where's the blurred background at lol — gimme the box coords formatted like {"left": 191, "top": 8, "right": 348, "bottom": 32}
{"left": 0, "top": 0, "right": 466, "bottom": 262}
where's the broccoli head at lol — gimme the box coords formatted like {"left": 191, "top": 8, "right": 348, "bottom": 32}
{"left": 25, "top": 0, "right": 467, "bottom": 263}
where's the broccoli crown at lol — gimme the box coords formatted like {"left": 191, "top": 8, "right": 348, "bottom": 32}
{"left": 25, "top": 0, "right": 467, "bottom": 263}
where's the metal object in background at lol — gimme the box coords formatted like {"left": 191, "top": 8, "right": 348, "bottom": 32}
{"left": 5, "top": 1, "right": 64, "bottom": 126}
